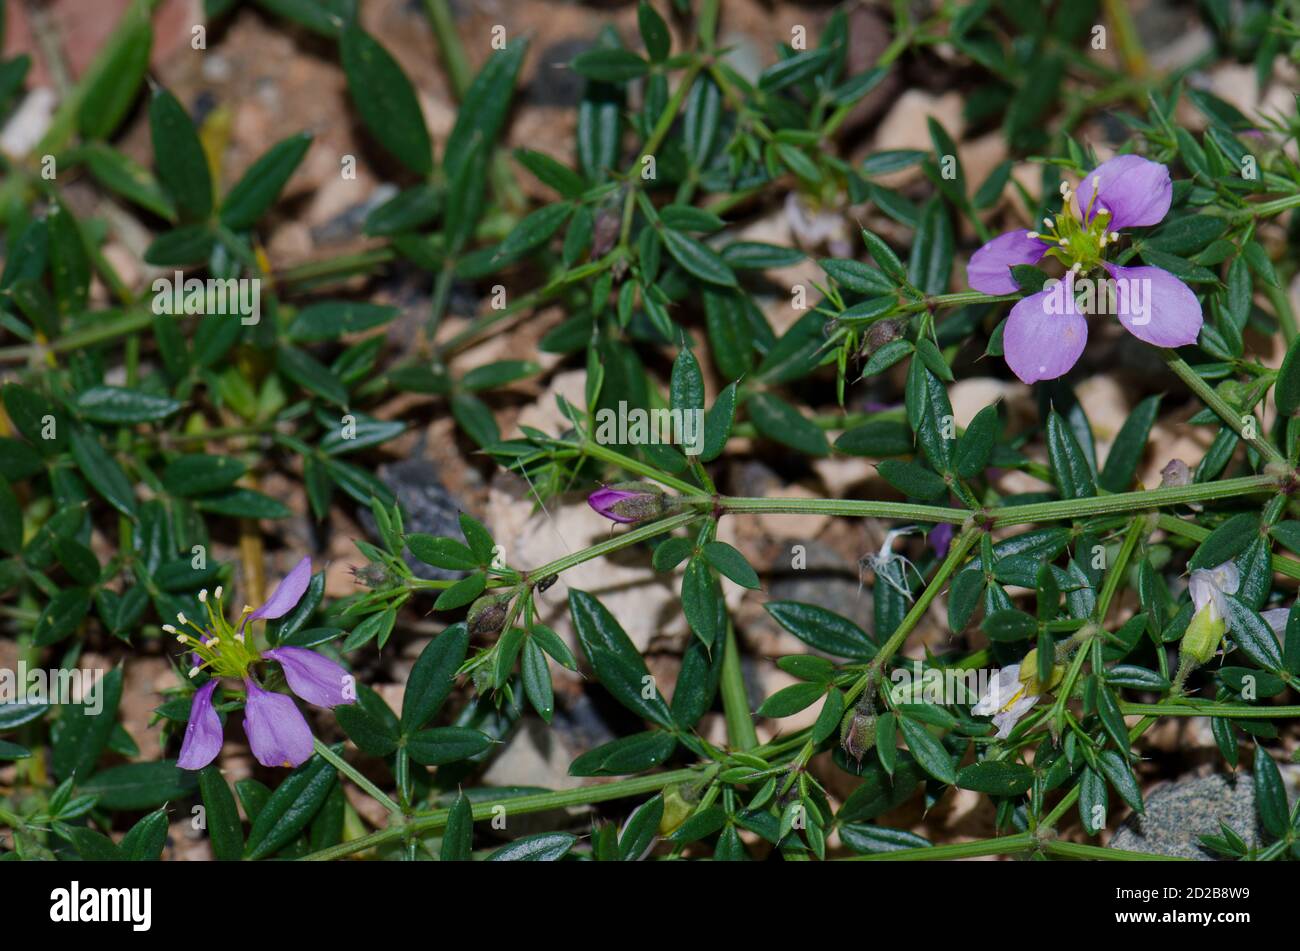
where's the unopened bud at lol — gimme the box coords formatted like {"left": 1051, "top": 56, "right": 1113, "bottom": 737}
{"left": 839, "top": 705, "right": 877, "bottom": 763}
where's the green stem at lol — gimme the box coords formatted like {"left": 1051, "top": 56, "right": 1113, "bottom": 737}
{"left": 1162, "top": 351, "right": 1285, "bottom": 465}
{"left": 301, "top": 766, "right": 714, "bottom": 861}
{"left": 313, "top": 739, "right": 403, "bottom": 815}
{"left": 1041, "top": 839, "right": 1187, "bottom": 861}
{"left": 840, "top": 832, "right": 1034, "bottom": 861}
{"left": 721, "top": 619, "right": 758, "bottom": 750}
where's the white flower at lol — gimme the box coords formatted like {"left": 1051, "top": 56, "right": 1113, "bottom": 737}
{"left": 973, "top": 662, "right": 1042, "bottom": 739}
{"left": 1188, "top": 561, "right": 1240, "bottom": 625}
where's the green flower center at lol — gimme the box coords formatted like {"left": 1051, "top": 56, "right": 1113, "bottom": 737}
{"left": 1029, "top": 180, "right": 1121, "bottom": 276}
{"left": 166, "top": 587, "right": 261, "bottom": 680}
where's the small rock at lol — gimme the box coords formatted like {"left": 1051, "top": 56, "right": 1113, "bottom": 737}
{"left": 1109, "top": 772, "right": 1261, "bottom": 859}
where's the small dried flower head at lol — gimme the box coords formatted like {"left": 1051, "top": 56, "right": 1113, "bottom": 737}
{"left": 349, "top": 561, "right": 392, "bottom": 589}
{"left": 1160, "top": 458, "right": 1192, "bottom": 488}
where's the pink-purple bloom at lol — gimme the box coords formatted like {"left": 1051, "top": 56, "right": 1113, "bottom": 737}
{"left": 173, "top": 557, "right": 355, "bottom": 771}
{"left": 587, "top": 482, "right": 672, "bottom": 524}
{"left": 966, "top": 155, "right": 1203, "bottom": 384}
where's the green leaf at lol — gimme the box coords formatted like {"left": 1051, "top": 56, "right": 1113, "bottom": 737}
{"left": 702, "top": 540, "right": 760, "bottom": 589}
{"left": 339, "top": 24, "right": 432, "bottom": 175}
{"left": 244, "top": 753, "right": 336, "bottom": 860}
{"left": 514, "top": 149, "right": 585, "bottom": 198}
{"left": 192, "top": 487, "right": 290, "bottom": 519}
{"left": 70, "top": 429, "right": 136, "bottom": 517}
{"left": 1098, "top": 395, "right": 1159, "bottom": 492}
{"left": 220, "top": 132, "right": 313, "bottom": 230}
{"left": 401, "top": 624, "right": 469, "bottom": 733}
{"left": 72, "top": 385, "right": 182, "bottom": 424}
{"left": 661, "top": 228, "right": 736, "bottom": 287}
{"left": 956, "top": 760, "right": 1033, "bottom": 795}
{"left": 149, "top": 87, "right": 213, "bottom": 221}
{"left": 334, "top": 685, "right": 400, "bottom": 757}
{"left": 637, "top": 0, "right": 671, "bottom": 61}
{"left": 1253, "top": 748, "right": 1287, "bottom": 837}
{"left": 277, "top": 346, "right": 349, "bottom": 407}
{"left": 407, "top": 534, "right": 479, "bottom": 570}
{"left": 765, "top": 601, "right": 875, "bottom": 659}
{"left": 1046, "top": 410, "right": 1095, "bottom": 499}
{"left": 571, "top": 48, "right": 649, "bottom": 83}
{"left": 78, "top": 760, "right": 197, "bottom": 810}
{"left": 1277, "top": 335, "right": 1300, "bottom": 417}
{"left": 1096, "top": 749, "right": 1143, "bottom": 814}
{"left": 757, "top": 682, "right": 825, "bottom": 718}
{"left": 521, "top": 638, "right": 554, "bottom": 722}
{"left": 876, "top": 459, "right": 946, "bottom": 500}
{"left": 701, "top": 381, "right": 737, "bottom": 462}
{"left": 486, "top": 831, "right": 575, "bottom": 861}
{"left": 162, "top": 454, "right": 248, "bottom": 496}
{"left": 680, "top": 557, "right": 722, "bottom": 648}
{"left": 406, "top": 726, "right": 493, "bottom": 765}
{"left": 907, "top": 199, "right": 953, "bottom": 295}
{"left": 441, "top": 793, "right": 473, "bottom": 861}
{"left": 896, "top": 715, "right": 955, "bottom": 785}
{"left": 819, "top": 258, "right": 894, "bottom": 295}
{"left": 1221, "top": 595, "right": 1284, "bottom": 672}
{"left": 569, "top": 589, "right": 672, "bottom": 728}
{"left": 747, "top": 393, "right": 829, "bottom": 456}
{"left": 33, "top": 586, "right": 91, "bottom": 647}
{"left": 199, "top": 765, "right": 245, "bottom": 861}
{"left": 77, "top": 8, "right": 152, "bottom": 140}
{"left": 955, "top": 405, "right": 998, "bottom": 478}
{"left": 569, "top": 730, "right": 677, "bottom": 776}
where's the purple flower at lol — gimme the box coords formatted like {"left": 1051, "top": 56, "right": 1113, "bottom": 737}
{"left": 244, "top": 679, "right": 315, "bottom": 768}
{"left": 967, "top": 230, "right": 1050, "bottom": 295}
{"left": 246, "top": 555, "right": 313, "bottom": 624}
{"left": 587, "top": 482, "right": 671, "bottom": 523}
{"left": 262, "top": 646, "right": 354, "bottom": 708}
{"left": 966, "top": 155, "right": 1203, "bottom": 384}
{"left": 169, "top": 558, "right": 355, "bottom": 771}
{"left": 588, "top": 487, "right": 643, "bottom": 523}
{"left": 177, "top": 680, "right": 223, "bottom": 770}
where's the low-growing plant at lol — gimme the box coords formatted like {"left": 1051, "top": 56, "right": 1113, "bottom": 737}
{"left": 1, "top": 0, "right": 1300, "bottom": 864}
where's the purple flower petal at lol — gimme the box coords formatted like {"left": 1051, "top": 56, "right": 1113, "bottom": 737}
{"left": 928, "top": 523, "right": 954, "bottom": 559}
{"left": 966, "top": 230, "right": 1049, "bottom": 295}
{"left": 243, "top": 680, "right": 314, "bottom": 768}
{"left": 1002, "top": 289, "right": 1088, "bottom": 384}
{"left": 263, "top": 646, "right": 355, "bottom": 708}
{"left": 177, "top": 680, "right": 222, "bottom": 771}
{"left": 1076, "top": 156, "right": 1172, "bottom": 230}
{"left": 1100, "top": 262, "right": 1202, "bottom": 348}
{"left": 588, "top": 488, "right": 642, "bottom": 523}
{"left": 248, "top": 556, "right": 313, "bottom": 622}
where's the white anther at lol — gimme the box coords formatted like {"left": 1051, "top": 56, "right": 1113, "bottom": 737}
{"left": 163, "top": 624, "right": 177, "bottom": 634}
{"left": 188, "top": 667, "right": 200, "bottom": 679}
{"left": 215, "top": 586, "right": 223, "bottom": 600}
{"left": 177, "top": 613, "right": 188, "bottom": 625}
{"left": 199, "top": 589, "right": 208, "bottom": 603}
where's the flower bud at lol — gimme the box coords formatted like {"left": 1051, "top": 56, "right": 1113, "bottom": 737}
{"left": 658, "top": 784, "right": 694, "bottom": 837}
{"left": 467, "top": 594, "right": 512, "bottom": 639}
{"left": 1016, "top": 648, "right": 1063, "bottom": 695}
{"left": 1180, "top": 602, "right": 1226, "bottom": 668}
{"left": 587, "top": 482, "right": 674, "bottom": 524}
{"left": 839, "top": 705, "right": 877, "bottom": 763}
{"left": 863, "top": 318, "right": 906, "bottom": 355}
